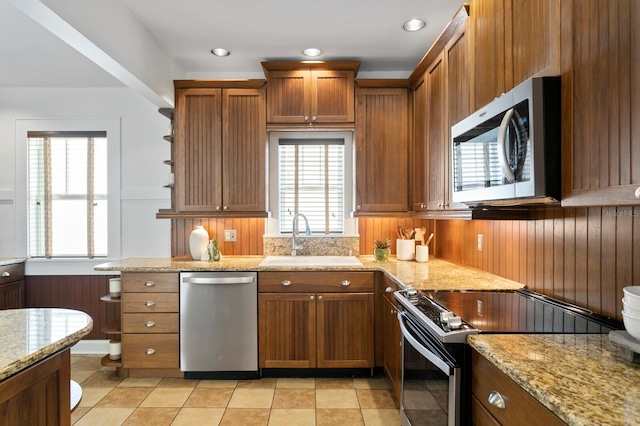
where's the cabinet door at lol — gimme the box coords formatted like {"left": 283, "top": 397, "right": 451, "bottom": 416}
{"left": 266, "top": 70, "right": 311, "bottom": 123}
{"left": 383, "top": 294, "right": 401, "bottom": 401}
{"left": 175, "top": 88, "right": 223, "bottom": 212}
{"left": 222, "top": 88, "right": 267, "bottom": 212}
{"left": 0, "top": 281, "right": 24, "bottom": 309}
{"left": 355, "top": 88, "right": 409, "bottom": 213}
{"left": 412, "top": 75, "right": 428, "bottom": 212}
{"left": 561, "top": 0, "right": 640, "bottom": 206}
{"left": 425, "top": 54, "right": 448, "bottom": 210}
{"left": 258, "top": 293, "right": 316, "bottom": 368}
{"left": 316, "top": 292, "right": 374, "bottom": 368}
{"left": 311, "top": 70, "right": 355, "bottom": 123}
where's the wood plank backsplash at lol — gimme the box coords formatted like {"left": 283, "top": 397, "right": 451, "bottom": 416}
{"left": 357, "top": 217, "right": 435, "bottom": 256}
{"left": 435, "top": 207, "right": 640, "bottom": 321}
{"left": 172, "top": 218, "right": 265, "bottom": 257}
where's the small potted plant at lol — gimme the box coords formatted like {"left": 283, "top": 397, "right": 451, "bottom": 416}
{"left": 207, "top": 236, "right": 221, "bottom": 262}
{"left": 373, "top": 238, "right": 391, "bottom": 261}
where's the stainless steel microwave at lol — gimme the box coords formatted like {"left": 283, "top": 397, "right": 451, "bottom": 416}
{"left": 451, "top": 76, "right": 561, "bottom": 206}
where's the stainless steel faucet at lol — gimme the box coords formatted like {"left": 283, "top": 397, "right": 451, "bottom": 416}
{"left": 291, "top": 213, "right": 311, "bottom": 256}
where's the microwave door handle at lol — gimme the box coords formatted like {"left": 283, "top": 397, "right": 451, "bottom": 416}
{"left": 497, "top": 107, "right": 516, "bottom": 183}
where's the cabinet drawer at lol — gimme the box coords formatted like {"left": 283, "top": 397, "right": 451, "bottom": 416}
{"left": 471, "top": 350, "right": 564, "bottom": 425}
{"left": 258, "top": 272, "right": 374, "bottom": 293}
{"left": 122, "top": 334, "right": 179, "bottom": 368}
{"left": 0, "top": 263, "right": 25, "bottom": 285}
{"left": 122, "top": 293, "right": 178, "bottom": 313}
{"left": 122, "top": 273, "right": 178, "bottom": 293}
{"left": 122, "top": 313, "right": 179, "bottom": 333}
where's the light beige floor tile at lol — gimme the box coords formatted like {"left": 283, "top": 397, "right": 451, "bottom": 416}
{"left": 97, "top": 387, "right": 153, "bottom": 408}
{"left": 316, "top": 408, "right": 364, "bottom": 426}
{"left": 171, "top": 407, "right": 225, "bottom": 426}
{"left": 71, "top": 407, "right": 90, "bottom": 424}
{"left": 197, "top": 379, "right": 238, "bottom": 388}
{"left": 220, "top": 408, "right": 270, "bottom": 426}
{"left": 139, "top": 388, "right": 193, "bottom": 407}
{"left": 361, "top": 408, "right": 401, "bottom": 426}
{"left": 81, "top": 370, "right": 124, "bottom": 388}
{"left": 272, "top": 389, "right": 316, "bottom": 409}
{"left": 268, "top": 408, "right": 316, "bottom": 426}
{"left": 117, "top": 376, "right": 162, "bottom": 387}
{"left": 276, "top": 378, "right": 316, "bottom": 389}
{"left": 316, "top": 388, "right": 359, "bottom": 409}
{"left": 71, "top": 355, "right": 103, "bottom": 371}
{"left": 315, "top": 378, "right": 355, "bottom": 389}
{"left": 123, "top": 407, "right": 179, "bottom": 425}
{"left": 227, "top": 388, "right": 275, "bottom": 408}
{"left": 79, "top": 387, "right": 112, "bottom": 407}
{"left": 356, "top": 389, "right": 397, "bottom": 409}
{"left": 157, "top": 377, "right": 199, "bottom": 388}
{"left": 184, "top": 388, "right": 234, "bottom": 408}
{"left": 235, "top": 378, "right": 277, "bottom": 389}
{"left": 74, "top": 407, "right": 135, "bottom": 426}
{"left": 354, "top": 377, "right": 391, "bottom": 390}
{"left": 72, "top": 369, "right": 98, "bottom": 384}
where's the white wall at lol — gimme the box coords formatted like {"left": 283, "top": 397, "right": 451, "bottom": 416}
{"left": 0, "top": 87, "right": 171, "bottom": 270}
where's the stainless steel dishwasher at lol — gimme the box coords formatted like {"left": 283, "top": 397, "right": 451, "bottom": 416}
{"left": 180, "top": 271, "right": 258, "bottom": 379}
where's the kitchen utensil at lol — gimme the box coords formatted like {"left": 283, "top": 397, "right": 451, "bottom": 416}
{"left": 425, "top": 233, "right": 434, "bottom": 246}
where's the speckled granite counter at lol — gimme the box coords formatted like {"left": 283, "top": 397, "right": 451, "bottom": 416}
{"left": 0, "top": 308, "right": 93, "bottom": 381}
{"left": 0, "top": 257, "right": 26, "bottom": 267}
{"left": 94, "top": 256, "right": 524, "bottom": 292}
{"left": 468, "top": 334, "right": 640, "bottom": 425}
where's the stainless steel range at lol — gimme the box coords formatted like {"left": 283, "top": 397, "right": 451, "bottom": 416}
{"left": 394, "top": 286, "right": 623, "bottom": 426}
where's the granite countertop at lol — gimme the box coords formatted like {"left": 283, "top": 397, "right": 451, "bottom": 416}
{"left": 94, "top": 256, "right": 524, "bottom": 292}
{"left": 468, "top": 334, "right": 640, "bottom": 425}
{"left": 0, "top": 308, "right": 93, "bottom": 381}
{"left": 0, "top": 257, "right": 27, "bottom": 267}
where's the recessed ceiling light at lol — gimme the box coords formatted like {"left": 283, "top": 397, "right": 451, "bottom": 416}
{"left": 211, "top": 48, "right": 230, "bottom": 57}
{"left": 303, "top": 48, "right": 323, "bottom": 57}
{"left": 403, "top": 18, "right": 427, "bottom": 32}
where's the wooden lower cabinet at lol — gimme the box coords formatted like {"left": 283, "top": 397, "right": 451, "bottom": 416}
{"left": 0, "top": 263, "right": 25, "bottom": 309}
{"left": 382, "top": 291, "right": 401, "bottom": 401}
{"left": 0, "top": 349, "right": 71, "bottom": 426}
{"left": 258, "top": 272, "right": 374, "bottom": 369}
{"left": 472, "top": 349, "right": 565, "bottom": 425}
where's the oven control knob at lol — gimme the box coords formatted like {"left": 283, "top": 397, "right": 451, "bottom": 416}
{"left": 448, "top": 316, "right": 463, "bottom": 329}
{"left": 405, "top": 286, "right": 417, "bottom": 296}
{"left": 440, "top": 312, "right": 454, "bottom": 323}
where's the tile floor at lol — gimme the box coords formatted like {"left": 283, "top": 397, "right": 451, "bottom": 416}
{"left": 70, "top": 355, "right": 400, "bottom": 425}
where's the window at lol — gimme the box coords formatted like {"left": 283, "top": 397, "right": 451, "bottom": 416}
{"left": 27, "top": 131, "right": 108, "bottom": 258}
{"left": 268, "top": 131, "right": 355, "bottom": 236}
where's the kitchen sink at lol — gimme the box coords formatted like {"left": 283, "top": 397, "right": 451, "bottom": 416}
{"left": 258, "top": 255, "right": 362, "bottom": 267}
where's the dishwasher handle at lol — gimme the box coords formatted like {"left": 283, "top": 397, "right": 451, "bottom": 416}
{"left": 182, "top": 276, "right": 255, "bottom": 285}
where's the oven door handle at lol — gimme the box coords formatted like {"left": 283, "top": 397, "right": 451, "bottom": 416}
{"left": 398, "top": 312, "right": 453, "bottom": 375}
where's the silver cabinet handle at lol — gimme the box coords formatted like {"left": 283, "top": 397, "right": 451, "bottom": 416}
{"left": 304, "top": 115, "right": 309, "bottom": 121}
{"left": 488, "top": 391, "right": 506, "bottom": 409}
{"left": 145, "top": 321, "right": 155, "bottom": 328}
{"left": 223, "top": 205, "right": 228, "bottom": 210}
{"left": 1, "top": 272, "right": 9, "bottom": 278}
{"left": 340, "top": 280, "right": 351, "bottom": 287}
{"left": 635, "top": 186, "right": 640, "bottom": 199}
{"left": 146, "top": 348, "right": 156, "bottom": 355}
{"left": 281, "top": 280, "right": 292, "bottom": 286}
{"left": 310, "top": 295, "right": 315, "bottom": 300}
{"left": 145, "top": 300, "right": 155, "bottom": 307}
{"left": 356, "top": 205, "right": 361, "bottom": 210}
{"left": 318, "top": 295, "right": 323, "bottom": 300}
{"left": 216, "top": 205, "right": 221, "bottom": 211}
{"left": 385, "top": 286, "right": 393, "bottom": 293}
{"left": 312, "top": 116, "right": 317, "bottom": 121}
{"left": 144, "top": 281, "right": 155, "bottom": 287}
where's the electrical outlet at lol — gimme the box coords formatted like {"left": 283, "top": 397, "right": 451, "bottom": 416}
{"left": 477, "top": 234, "right": 483, "bottom": 252}
{"left": 477, "top": 300, "right": 483, "bottom": 317}
{"left": 224, "top": 229, "right": 237, "bottom": 242}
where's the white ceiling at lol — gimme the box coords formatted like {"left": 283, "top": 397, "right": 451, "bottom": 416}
{"left": 1, "top": 0, "right": 464, "bottom": 106}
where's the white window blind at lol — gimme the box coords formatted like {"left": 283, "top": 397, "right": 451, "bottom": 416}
{"left": 278, "top": 139, "right": 345, "bottom": 234}
{"left": 28, "top": 131, "right": 108, "bottom": 258}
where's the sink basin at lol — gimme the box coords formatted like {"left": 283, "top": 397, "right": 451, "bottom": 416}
{"left": 259, "top": 256, "right": 362, "bottom": 267}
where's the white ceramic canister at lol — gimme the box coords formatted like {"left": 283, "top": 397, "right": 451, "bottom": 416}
{"left": 189, "top": 226, "right": 209, "bottom": 260}
{"left": 109, "top": 340, "right": 121, "bottom": 360}
{"left": 109, "top": 277, "right": 121, "bottom": 299}
{"left": 416, "top": 245, "right": 429, "bottom": 262}
{"left": 396, "top": 239, "right": 415, "bottom": 261}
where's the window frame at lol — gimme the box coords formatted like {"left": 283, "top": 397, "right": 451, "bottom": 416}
{"left": 15, "top": 119, "right": 121, "bottom": 274}
{"left": 266, "top": 130, "right": 357, "bottom": 237}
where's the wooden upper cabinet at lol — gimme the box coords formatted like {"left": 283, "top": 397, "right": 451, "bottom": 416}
{"left": 469, "top": 0, "right": 560, "bottom": 110}
{"left": 173, "top": 85, "right": 267, "bottom": 215}
{"left": 411, "top": 75, "right": 428, "bottom": 212}
{"left": 425, "top": 54, "right": 448, "bottom": 211}
{"left": 263, "top": 62, "right": 358, "bottom": 125}
{"left": 355, "top": 87, "right": 410, "bottom": 214}
{"left": 561, "top": 0, "right": 640, "bottom": 206}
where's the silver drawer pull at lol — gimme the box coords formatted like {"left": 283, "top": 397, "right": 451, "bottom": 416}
{"left": 385, "top": 286, "right": 393, "bottom": 293}
{"left": 144, "top": 281, "right": 155, "bottom": 287}
{"left": 145, "top": 321, "right": 155, "bottom": 327}
{"left": 281, "top": 280, "right": 292, "bottom": 286}
{"left": 1, "top": 272, "right": 9, "bottom": 278}
{"left": 145, "top": 300, "right": 155, "bottom": 307}
{"left": 146, "top": 348, "right": 156, "bottom": 355}
{"left": 488, "top": 391, "right": 506, "bottom": 409}
{"left": 318, "top": 295, "right": 323, "bottom": 301}
{"left": 340, "top": 280, "right": 351, "bottom": 287}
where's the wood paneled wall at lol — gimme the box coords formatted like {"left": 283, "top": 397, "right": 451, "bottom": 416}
{"left": 435, "top": 206, "right": 640, "bottom": 321}
{"left": 26, "top": 275, "right": 119, "bottom": 340}
{"left": 358, "top": 217, "right": 435, "bottom": 256}
{"left": 172, "top": 218, "right": 265, "bottom": 257}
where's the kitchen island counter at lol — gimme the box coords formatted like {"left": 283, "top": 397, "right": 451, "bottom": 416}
{"left": 94, "top": 256, "right": 524, "bottom": 292}
{"left": 468, "top": 333, "right": 639, "bottom": 425}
